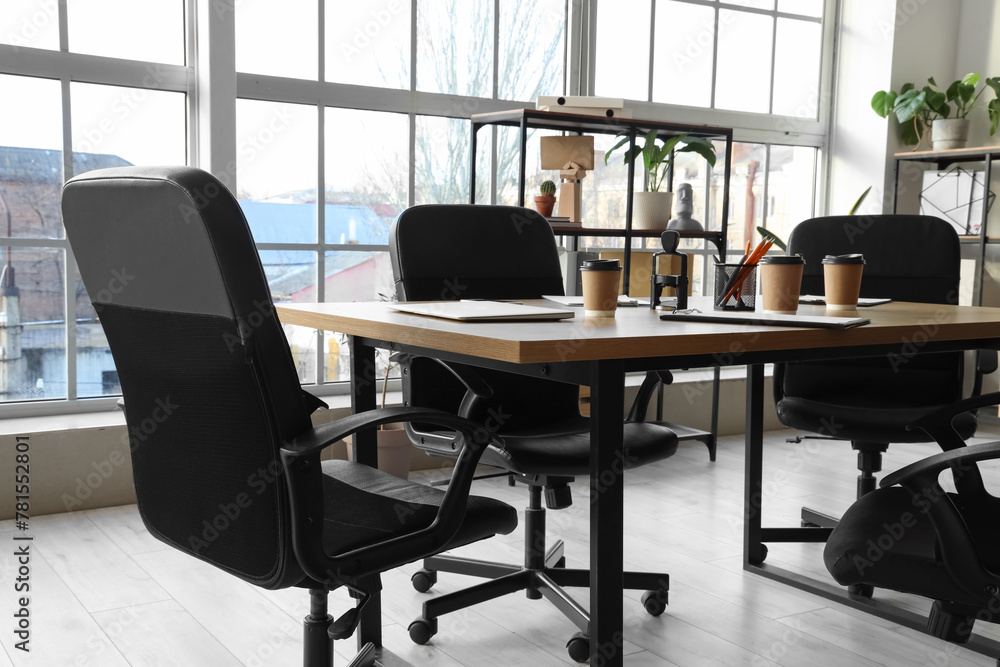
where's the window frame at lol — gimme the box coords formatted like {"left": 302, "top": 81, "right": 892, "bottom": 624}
{"left": 0, "top": 1, "right": 193, "bottom": 416}
{"left": 0, "top": 0, "right": 838, "bottom": 417}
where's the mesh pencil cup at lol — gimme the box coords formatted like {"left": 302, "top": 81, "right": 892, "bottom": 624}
{"left": 714, "top": 262, "right": 756, "bottom": 311}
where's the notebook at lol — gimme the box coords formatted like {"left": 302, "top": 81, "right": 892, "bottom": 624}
{"left": 389, "top": 301, "right": 575, "bottom": 322}
{"left": 660, "top": 309, "right": 869, "bottom": 329}
{"left": 798, "top": 295, "right": 892, "bottom": 307}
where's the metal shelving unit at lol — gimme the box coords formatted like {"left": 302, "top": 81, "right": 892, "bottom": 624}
{"left": 469, "top": 108, "right": 734, "bottom": 293}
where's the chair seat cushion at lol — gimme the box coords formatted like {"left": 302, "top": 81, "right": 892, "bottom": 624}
{"left": 320, "top": 460, "right": 517, "bottom": 557}
{"left": 824, "top": 485, "right": 1000, "bottom": 606}
{"left": 480, "top": 418, "right": 678, "bottom": 476}
{"left": 776, "top": 397, "right": 977, "bottom": 443}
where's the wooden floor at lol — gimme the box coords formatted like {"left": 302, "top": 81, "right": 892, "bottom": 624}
{"left": 4, "top": 427, "right": 1000, "bottom": 667}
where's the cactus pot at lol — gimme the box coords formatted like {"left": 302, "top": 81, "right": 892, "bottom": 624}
{"left": 534, "top": 195, "right": 556, "bottom": 217}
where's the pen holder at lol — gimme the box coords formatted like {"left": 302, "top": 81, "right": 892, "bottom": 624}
{"left": 714, "top": 262, "right": 756, "bottom": 311}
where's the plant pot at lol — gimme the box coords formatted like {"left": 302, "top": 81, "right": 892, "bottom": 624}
{"left": 632, "top": 191, "right": 672, "bottom": 231}
{"left": 534, "top": 195, "right": 556, "bottom": 217}
{"left": 346, "top": 424, "right": 413, "bottom": 479}
{"left": 932, "top": 118, "right": 970, "bottom": 151}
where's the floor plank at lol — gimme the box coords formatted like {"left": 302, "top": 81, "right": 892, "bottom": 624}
{"left": 8, "top": 425, "right": 1000, "bottom": 665}
{"left": 94, "top": 600, "right": 244, "bottom": 667}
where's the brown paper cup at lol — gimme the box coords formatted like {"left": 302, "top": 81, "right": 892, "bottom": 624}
{"left": 581, "top": 267, "right": 621, "bottom": 317}
{"left": 824, "top": 264, "right": 864, "bottom": 310}
{"left": 761, "top": 262, "right": 804, "bottom": 314}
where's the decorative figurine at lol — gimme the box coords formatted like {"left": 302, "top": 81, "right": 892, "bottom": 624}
{"left": 667, "top": 182, "right": 703, "bottom": 231}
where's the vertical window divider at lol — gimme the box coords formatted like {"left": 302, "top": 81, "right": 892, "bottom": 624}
{"left": 61, "top": 67, "right": 76, "bottom": 400}
{"left": 767, "top": 13, "right": 778, "bottom": 115}
{"left": 710, "top": 4, "right": 719, "bottom": 109}
{"left": 761, "top": 144, "right": 771, "bottom": 230}
{"left": 408, "top": 0, "right": 418, "bottom": 208}
{"left": 315, "top": 0, "right": 326, "bottom": 386}
{"left": 647, "top": 0, "right": 656, "bottom": 102}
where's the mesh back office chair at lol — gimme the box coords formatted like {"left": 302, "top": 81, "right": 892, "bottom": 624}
{"left": 389, "top": 204, "right": 677, "bottom": 662}
{"left": 773, "top": 215, "right": 995, "bottom": 594}
{"left": 825, "top": 392, "right": 1000, "bottom": 660}
{"left": 61, "top": 167, "right": 517, "bottom": 667}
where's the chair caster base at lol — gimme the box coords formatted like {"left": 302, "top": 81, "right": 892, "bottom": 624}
{"left": 408, "top": 617, "right": 437, "bottom": 645}
{"left": 411, "top": 569, "right": 437, "bottom": 593}
{"left": 566, "top": 632, "right": 590, "bottom": 663}
{"left": 848, "top": 583, "right": 874, "bottom": 598}
{"left": 641, "top": 589, "right": 668, "bottom": 616}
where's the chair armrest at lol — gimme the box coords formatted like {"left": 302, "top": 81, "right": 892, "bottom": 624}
{"left": 907, "top": 390, "right": 1000, "bottom": 453}
{"left": 881, "top": 440, "right": 1000, "bottom": 490}
{"left": 280, "top": 406, "right": 500, "bottom": 585}
{"left": 879, "top": 440, "right": 1000, "bottom": 596}
{"left": 395, "top": 353, "right": 493, "bottom": 418}
{"left": 626, "top": 370, "right": 674, "bottom": 423}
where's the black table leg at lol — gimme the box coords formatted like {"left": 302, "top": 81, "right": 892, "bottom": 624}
{"left": 743, "top": 363, "right": 766, "bottom": 565}
{"left": 349, "top": 336, "right": 382, "bottom": 651}
{"left": 589, "top": 359, "right": 625, "bottom": 667}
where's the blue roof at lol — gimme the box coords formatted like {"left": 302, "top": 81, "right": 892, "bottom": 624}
{"left": 238, "top": 200, "right": 389, "bottom": 245}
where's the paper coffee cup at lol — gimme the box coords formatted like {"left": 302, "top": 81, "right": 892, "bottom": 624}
{"left": 760, "top": 255, "right": 805, "bottom": 314}
{"left": 580, "top": 259, "right": 622, "bottom": 317}
{"left": 822, "top": 254, "right": 865, "bottom": 311}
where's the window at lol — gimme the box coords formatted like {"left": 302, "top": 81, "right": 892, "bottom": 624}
{"left": 0, "top": 0, "right": 834, "bottom": 415}
{"left": 236, "top": 0, "right": 567, "bottom": 388}
{"left": 0, "top": 7, "right": 189, "bottom": 410}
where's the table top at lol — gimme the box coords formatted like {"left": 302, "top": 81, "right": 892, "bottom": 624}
{"left": 277, "top": 298, "right": 1000, "bottom": 366}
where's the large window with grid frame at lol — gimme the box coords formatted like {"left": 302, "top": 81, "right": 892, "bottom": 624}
{"left": 0, "top": 0, "right": 834, "bottom": 414}
{"left": 0, "top": 1, "right": 189, "bottom": 410}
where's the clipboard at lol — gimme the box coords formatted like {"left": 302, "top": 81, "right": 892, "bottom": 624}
{"left": 660, "top": 309, "right": 869, "bottom": 329}
{"left": 390, "top": 301, "right": 575, "bottom": 322}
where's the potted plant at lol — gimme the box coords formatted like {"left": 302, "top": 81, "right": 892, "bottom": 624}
{"left": 605, "top": 130, "right": 717, "bottom": 230}
{"left": 534, "top": 180, "right": 557, "bottom": 217}
{"left": 872, "top": 73, "right": 1000, "bottom": 150}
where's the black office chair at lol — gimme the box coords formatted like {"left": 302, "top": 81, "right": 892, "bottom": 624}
{"left": 773, "top": 215, "right": 996, "bottom": 592}
{"left": 61, "top": 166, "right": 518, "bottom": 667}
{"left": 825, "top": 391, "right": 1000, "bottom": 662}
{"left": 389, "top": 204, "right": 676, "bottom": 662}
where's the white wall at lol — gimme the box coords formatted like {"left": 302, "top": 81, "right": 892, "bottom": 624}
{"left": 827, "top": 0, "right": 897, "bottom": 216}
{"left": 957, "top": 0, "right": 1000, "bottom": 148}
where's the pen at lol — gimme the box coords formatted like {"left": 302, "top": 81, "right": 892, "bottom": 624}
{"left": 716, "top": 241, "right": 753, "bottom": 307}
{"left": 719, "top": 239, "right": 771, "bottom": 306}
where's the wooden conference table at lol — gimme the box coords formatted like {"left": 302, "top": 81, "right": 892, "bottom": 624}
{"left": 278, "top": 298, "right": 1000, "bottom": 665}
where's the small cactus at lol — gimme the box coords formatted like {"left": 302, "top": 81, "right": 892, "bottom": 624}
{"left": 539, "top": 180, "right": 556, "bottom": 197}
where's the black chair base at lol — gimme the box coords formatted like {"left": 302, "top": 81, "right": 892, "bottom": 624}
{"left": 408, "top": 547, "right": 668, "bottom": 662}
{"left": 407, "top": 486, "right": 669, "bottom": 663}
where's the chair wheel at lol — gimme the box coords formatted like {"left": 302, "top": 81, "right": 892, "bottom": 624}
{"left": 566, "top": 632, "right": 590, "bottom": 663}
{"left": 408, "top": 617, "right": 437, "bottom": 645}
{"left": 749, "top": 544, "right": 768, "bottom": 565}
{"left": 641, "top": 589, "right": 668, "bottom": 616}
{"left": 411, "top": 569, "right": 437, "bottom": 593}
{"left": 848, "top": 583, "right": 874, "bottom": 598}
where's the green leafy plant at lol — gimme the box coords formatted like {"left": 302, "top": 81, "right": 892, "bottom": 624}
{"left": 872, "top": 73, "right": 1000, "bottom": 146}
{"left": 539, "top": 180, "right": 556, "bottom": 197}
{"left": 604, "top": 130, "right": 717, "bottom": 192}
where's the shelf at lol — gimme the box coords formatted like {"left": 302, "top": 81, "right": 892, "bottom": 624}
{"left": 548, "top": 224, "right": 720, "bottom": 239}
{"left": 469, "top": 108, "right": 733, "bottom": 293}
{"left": 471, "top": 108, "right": 732, "bottom": 141}
{"left": 893, "top": 146, "right": 1000, "bottom": 164}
